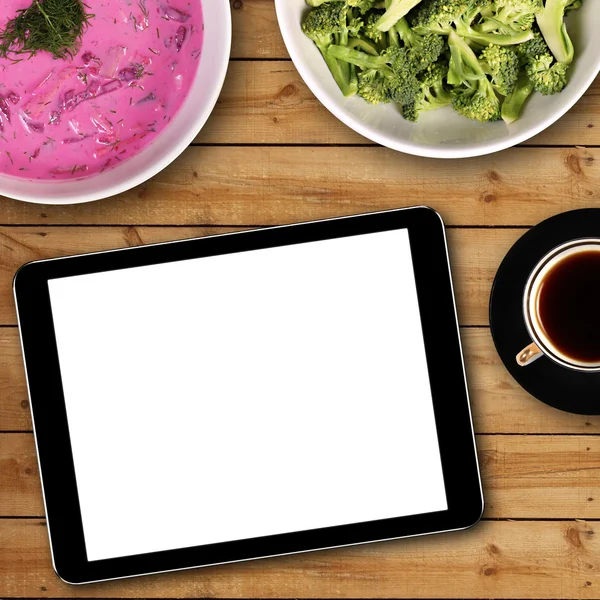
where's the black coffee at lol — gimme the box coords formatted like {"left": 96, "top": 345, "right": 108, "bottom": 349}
{"left": 538, "top": 250, "right": 600, "bottom": 364}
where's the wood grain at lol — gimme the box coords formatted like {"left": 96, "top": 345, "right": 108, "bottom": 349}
{"left": 0, "top": 518, "right": 598, "bottom": 598}
{"left": 231, "top": 0, "right": 288, "bottom": 60}
{"left": 0, "top": 434, "right": 40, "bottom": 516}
{"left": 3, "top": 432, "right": 600, "bottom": 519}
{"left": 3, "top": 327, "right": 600, "bottom": 434}
{"left": 0, "top": 329, "right": 29, "bottom": 431}
{"left": 199, "top": 62, "right": 600, "bottom": 146}
{"left": 462, "top": 329, "right": 600, "bottom": 435}
{"left": 0, "top": 147, "right": 598, "bottom": 226}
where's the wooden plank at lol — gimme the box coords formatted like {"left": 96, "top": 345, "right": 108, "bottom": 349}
{"left": 0, "top": 435, "right": 40, "bottom": 516}
{"left": 462, "top": 329, "right": 600, "bottom": 434}
{"left": 200, "top": 62, "right": 367, "bottom": 145}
{"left": 200, "top": 62, "right": 600, "bottom": 146}
{"left": 3, "top": 433, "right": 600, "bottom": 519}
{"left": 3, "top": 327, "right": 600, "bottom": 434}
{"left": 477, "top": 435, "right": 600, "bottom": 519}
{"left": 0, "top": 519, "right": 597, "bottom": 598}
{"left": 0, "top": 147, "right": 598, "bottom": 226}
{"left": 0, "top": 226, "right": 522, "bottom": 326}
{"left": 447, "top": 228, "right": 522, "bottom": 326}
{"left": 0, "top": 328, "right": 29, "bottom": 431}
{"left": 231, "top": 0, "right": 288, "bottom": 60}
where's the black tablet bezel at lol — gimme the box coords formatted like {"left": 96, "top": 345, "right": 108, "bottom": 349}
{"left": 14, "top": 207, "right": 483, "bottom": 585}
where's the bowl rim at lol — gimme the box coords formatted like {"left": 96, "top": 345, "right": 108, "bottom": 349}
{"left": 274, "top": 0, "right": 600, "bottom": 159}
{"left": 0, "top": 0, "right": 232, "bottom": 204}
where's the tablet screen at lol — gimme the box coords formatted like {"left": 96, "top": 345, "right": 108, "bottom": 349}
{"left": 48, "top": 228, "right": 448, "bottom": 562}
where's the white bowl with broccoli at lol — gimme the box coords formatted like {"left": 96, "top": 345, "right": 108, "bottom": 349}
{"left": 274, "top": 0, "right": 600, "bottom": 158}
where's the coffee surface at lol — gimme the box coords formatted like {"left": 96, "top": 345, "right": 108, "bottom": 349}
{"left": 538, "top": 250, "right": 600, "bottom": 364}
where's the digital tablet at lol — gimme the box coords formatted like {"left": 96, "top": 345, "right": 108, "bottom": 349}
{"left": 14, "top": 207, "right": 482, "bottom": 585}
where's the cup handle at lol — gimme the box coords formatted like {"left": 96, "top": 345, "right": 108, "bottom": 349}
{"left": 516, "top": 342, "right": 543, "bottom": 367}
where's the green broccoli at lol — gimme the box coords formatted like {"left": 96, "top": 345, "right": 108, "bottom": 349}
{"left": 515, "top": 28, "right": 551, "bottom": 64}
{"left": 305, "top": 0, "right": 383, "bottom": 10}
{"left": 394, "top": 17, "right": 446, "bottom": 71}
{"left": 382, "top": 46, "right": 431, "bottom": 103}
{"left": 348, "top": 36, "right": 381, "bottom": 54}
{"left": 364, "top": 10, "right": 400, "bottom": 50}
{"left": 326, "top": 44, "right": 390, "bottom": 69}
{"left": 363, "top": 10, "right": 385, "bottom": 44}
{"left": 327, "top": 42, "right": 429, "bottom": 105}
{"left": 447, "top": 31, "right": 501, "bottom": 121}
{"left": 525, "top": 53, "right": 569, "bottom": 94}
{"left": 328, "top": 20, "right": 444, "bottom": 76}
{"left": 302, "top": 3, "right": 358, "bottom": 96}
{"left": 303, "top": 0, "right": 578, "bottom": 124}
{"left": 347, "top": 0, "right": 378, "bottom": 12}
{"left": 478, "top": 0, "right": 543, "bottom": 33}
{"left": 536, "top": 0, "right": 575, "bottom": 64}
{"left": 401, "top": 60, "right": 452, "bottom": 121}
{"left": 412, "top": 0, "right": 534, "bottom": 45}
{"left": 479, "top": 44, "right": 520, "bottom": 95}
{"left": 515, "top": 27, "right": 569, "bottom": 95}
{"left": 375, "top": 0, "right": 426, "bottom": 32}
{"left": 501, "top": 72, "right": 535, "bottom": 123}
{"left": 357, "top": 68, "right": 393, "bottom": 103}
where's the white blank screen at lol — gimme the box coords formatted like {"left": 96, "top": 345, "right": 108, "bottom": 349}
{"left": 48, "top": 229, "right": 447, "bottom": 562}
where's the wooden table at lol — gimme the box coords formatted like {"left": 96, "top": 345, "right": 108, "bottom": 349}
{"left": 2, "top": 1, "right": 600, "bottom": 598}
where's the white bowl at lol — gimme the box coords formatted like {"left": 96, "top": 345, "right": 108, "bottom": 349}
{"left": 0, "top": 0, "right": 231, "bottom": 204}
{"left": 275, "top": 1, "right": 600, "bottom": 159}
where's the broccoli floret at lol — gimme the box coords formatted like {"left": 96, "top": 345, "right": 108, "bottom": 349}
{"left": 479, "top": 44, "right": 520, "bottom": 96}
{"left": 305, "top": 0, "right": 380, "bottom": 10}
{"left": 525, "top": 53, "right": 569, "bottom": 94}
{"left": 411, "top": 0, "right": 479, "bottom": 35}
{"left": 303, "top": 1, "right": 361, "bottom": 41}
{"left": 347, "top": 0, "right": 378, "bottom": 12}
{"left": 357, "top": 68, "right": 393, "bottom": 103}
{"left": 447, "top": 31, "right": 501, "bottom": 121}
{"left": 394, "top": 17, "right": 445, "bottom": 71}
{"left": 478, "top": 0, "right": 542, "bottom": 33}
{"left": 536, "top": 0, "right": 575, "bottom": 64}
{"left": 451, "top": 79, "right": 501, "bottom": 122}
{"left": 516, "top": 28, "right": 551, "bottom": 64}
{"left": 328, "top": 19, "right": 443, "bottom": 84}
{"left": 385, "top": 47, "right": 427, "bottom": 103}
{"left": 412, "top": 0, "right": 534, "bottom": 45}
{"left": 363, "top": 10, "right": 385, "bottom": 44}
{"left": 347, "top": 14, "right": 365, "bottom": 36}
{"left": 501, "top": 72, "right": 535, "bottom": 123}
{"left": 401, "top": 60, "right": 452, "bottom": 121}
{"left": 327, "top": 43, "right": 426, "bottom": 105}
{"left": 302, "top": 3, "right": 358, "bottom": 96}
{"left": 515, "top": 26, "right": 569, "bottom": 95}
{"left": 375, "top": 0, "right": 426, "bottom": 32}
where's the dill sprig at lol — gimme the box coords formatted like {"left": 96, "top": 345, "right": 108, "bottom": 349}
{"left": 0, "top": 0, "right": 94, "bottom": 60}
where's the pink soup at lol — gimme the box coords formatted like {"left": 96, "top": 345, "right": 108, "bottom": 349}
{"left": 0, "top": 0, "right": 203, "bottom": 179}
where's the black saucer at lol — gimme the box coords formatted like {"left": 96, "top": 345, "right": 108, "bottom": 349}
{"left": 489, "top": 209, "right": 600, "bottom": 415}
